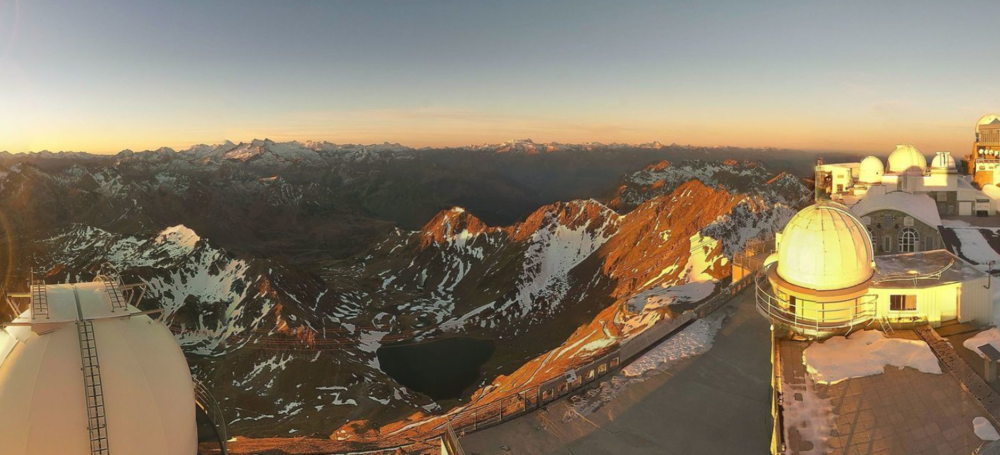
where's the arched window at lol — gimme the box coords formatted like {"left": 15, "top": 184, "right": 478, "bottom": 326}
{"left": 898, "top": 228, "right": 919, "bottom": 253}
{"left": 867, "top": 226, "right": 876, "bottom": 252}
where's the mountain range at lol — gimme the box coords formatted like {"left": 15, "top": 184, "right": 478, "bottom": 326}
{"left": 0, "top": 141, "right": 819, "bottom": 452}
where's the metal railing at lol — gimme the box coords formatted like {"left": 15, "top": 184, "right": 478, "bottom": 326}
{"left": 770, "top": 332, "right": 786, "bottom": 455}
{"left": 194, "top": 378, "right": 228, "bottom": 455}
{"left": 442, "top": 270, "right": 760, "bottom": 438}
{"left": 754, "top": 271, "right": 877, "bottom": 333}
{"left": 440, "top": 423, "right": 466, "bottom": 455}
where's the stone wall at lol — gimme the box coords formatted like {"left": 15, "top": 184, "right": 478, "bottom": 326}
{"left": 862, "top": 209, "right": 943, "bottom": 255}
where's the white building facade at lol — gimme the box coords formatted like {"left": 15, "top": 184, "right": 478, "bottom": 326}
{"left": 756, "top": 202, "right": 992, "bottom": 339}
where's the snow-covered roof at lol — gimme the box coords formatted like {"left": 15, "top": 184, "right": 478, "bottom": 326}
{"left": 0, "top": 282, "right": 197, "bottom": 455}
{"left": 850, "top": 191, "right": 942, "bottom": 227}
{"left": 776, "top": 202, "right": 874, "bottom": 291}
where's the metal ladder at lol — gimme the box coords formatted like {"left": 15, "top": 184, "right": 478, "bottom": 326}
{"left": 77, "top": 320, "right": 110, "bottom": 454}
{"left": 102, "top": 280, "right": 127, "bottom": 312}
{"left": 878, "top": 315, "right": 894, "bottom": 335}
{"left": 31, "top": 280, "right": 49, "bottom": 319}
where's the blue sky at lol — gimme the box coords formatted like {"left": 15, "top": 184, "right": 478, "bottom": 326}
{"left": 1, "top": 0, "right": 998, "bottom": 153}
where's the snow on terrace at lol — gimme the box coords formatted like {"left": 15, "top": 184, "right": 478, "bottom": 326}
{"left": 803, "top": 330, "right": 941, "bottom": 385}
{"left": 564, "top": 311, "right": 726, "bottom": 420}
{"left": 975, "top": 417, "right": 1000, "bottom": 441}
{"left": 964, "top": 328, "right": 1000, "bottom": 359}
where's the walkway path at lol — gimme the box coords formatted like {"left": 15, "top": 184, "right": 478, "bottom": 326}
{"left": 460, "top": 290, "right": 771, "bottom": 455}
{"left": 915, "top": 324, "right": 1000, "bottom": 420}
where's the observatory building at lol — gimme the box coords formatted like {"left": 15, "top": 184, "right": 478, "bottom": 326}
{"left": 0, "top": 272, "right": 226, "bottom": 455}
{"left": 755, "top": 202, "right": 992, "bottom": 339}
{"left": 817, "top": 145, "right": 995, "bottom": 217}
{"left": 969, "top": 113, "right": 1000, "bottom": 187}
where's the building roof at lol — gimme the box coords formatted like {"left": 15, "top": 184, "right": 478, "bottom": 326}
{"left": 0, "top": 281, "right": 197, "bottom": 455}
{"left": 887, "top": 144, "right": 927, "bottom": 174}
{"left": 850, "top": 191, "right": 942, "bottom": 227}
{"left": 978, "top": 114, "right": 1000, "bottom": 130}
{"left": 871, "top": 250, "right": 986, "bottom": 289}
{"left": 776, "top": 202, "right": 874, "bottom": 291}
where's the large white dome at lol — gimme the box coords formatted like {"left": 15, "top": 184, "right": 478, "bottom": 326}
{"left": 887, "top": 144, "right": 927, "bottom": 173}
{"left": 858, "top": 156, "right": 885, "bottom": 183}
{"left": 0, "top": 282, "right": 197, "bottom": 455}
{"left": 776, "top": 202, "right": 874, "bottom": 291}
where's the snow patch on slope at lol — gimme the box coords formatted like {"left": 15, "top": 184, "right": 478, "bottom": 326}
{"left": 156, "top": 225, "right": 201, "bottom": 250}
{"left": 803, "top": 330, "right": 941, "bottom": 385}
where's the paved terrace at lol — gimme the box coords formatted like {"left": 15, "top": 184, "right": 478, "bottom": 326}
{"left": 781, "top": 332, "right": 989, "bottom": 455}
{"left": 460, "top": 289, "right": 772, "bottom": 455}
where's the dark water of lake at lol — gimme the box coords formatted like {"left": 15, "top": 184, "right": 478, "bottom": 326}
{"left": 377, "top": 337, "right": 496, "bottom": 400}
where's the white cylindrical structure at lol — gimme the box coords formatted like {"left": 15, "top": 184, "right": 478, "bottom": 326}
{"left": 0, "top": 282, "right": 197, "bottom": 455}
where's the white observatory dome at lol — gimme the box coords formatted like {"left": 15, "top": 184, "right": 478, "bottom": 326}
{"left": 858, "top": 156, "right": 885, "bottom": 183}
{"left": 776, "top": 202, "right": 874, "bottom": 291}
{"left": 978, "top": 114, "right": 1000, "bottom": 131}
{"left": 887, "top": 144, "right": 927, "bottom": 173}
{"left": 0, "top": 282, "right": 197, "bottom": 455}
{"left": 931, "top": 151, "right": 957, "bottom": 172}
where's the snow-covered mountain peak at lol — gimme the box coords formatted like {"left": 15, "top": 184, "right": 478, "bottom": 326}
{"left": 156, "top": 225, "right": 201, "bottom": 250}
{"left": 420, "top": 206, "right": 491, "bottom": 247}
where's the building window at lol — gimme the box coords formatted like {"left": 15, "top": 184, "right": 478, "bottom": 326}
{"left": 883, "top": 236, "right": 892, "bottom": 253}
{"left": 890, "top": 295, "right": 917, "bottom": 311}
{"left": 898, "top": 228, "right": 918, "bottom": 253}
{"left": 867, "top": 226, "right": 876, "bottom": 251}
{"left": 925, "top": 236, "right": 933, "bottom": 251}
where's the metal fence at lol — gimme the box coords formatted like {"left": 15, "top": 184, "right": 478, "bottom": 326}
{"left": 770, "top": 332, "right": 786, "bottom": 455}
{"left": 446, "top": 270, "right": 760, "bottom": 437}
{"left": 754, "top": 272, "right": 877, "bottom": 333}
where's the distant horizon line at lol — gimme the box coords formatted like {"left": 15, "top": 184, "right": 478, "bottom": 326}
{"left": 0, "top": 137, "right": 885, "bottom": 157}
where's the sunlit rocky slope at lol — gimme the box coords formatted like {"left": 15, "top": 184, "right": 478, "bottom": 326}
{"left": 0, "top": 143, "right": 813, "bottom": 448}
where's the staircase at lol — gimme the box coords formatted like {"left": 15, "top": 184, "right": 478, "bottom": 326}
{"left": 31, "top": 280, "right": 49, "bottom": 320}
{"left": 102, "top": 280, "right": 127, "bottom": 312}
{"left": 77, "top": 320, "right": 110, "bottom": 455}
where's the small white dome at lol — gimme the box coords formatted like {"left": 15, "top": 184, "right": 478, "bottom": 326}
{"left": 931, "top": 151, "right": 957, "bottom": 172}
{"left": 978, "top": 114, "right": 1000, "bottom": 131}
{"left": 858, "top": 156, "right": 885, "bottom": 183}
{"left": 776, "top": 202, "right": 874, "bottom": 291}
{"left": 887, "top": 144, "right": 927, "bottom": 173}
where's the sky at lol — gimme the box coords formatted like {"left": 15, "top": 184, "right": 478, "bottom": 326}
{"left": 0, "top": 0, "right": 998, "bottom": 154}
